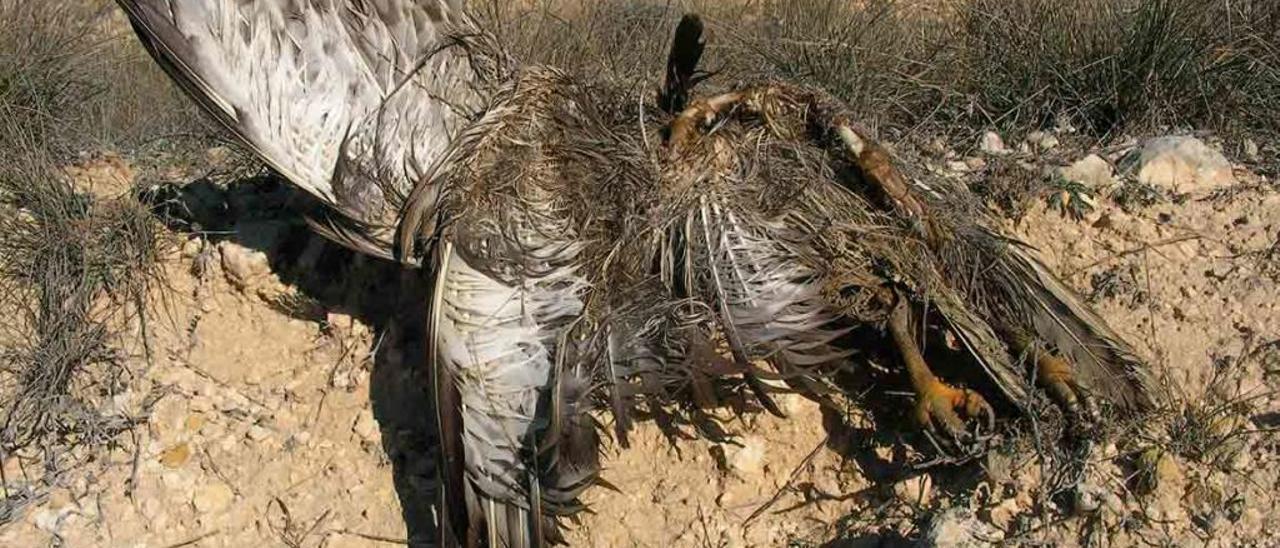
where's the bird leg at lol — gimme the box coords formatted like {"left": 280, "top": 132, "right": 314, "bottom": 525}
{"left": 999, "top": 326, "right": 1096, "bottom": 422}
{"left": 879, "top": 290, "right": 995, "bottom": 445}
{"left": 665, "top": 91, "right": 744, "bottom": 151}
{"left": 1035, "top": 352, "right": 1090, "bottom": 418}
{"left": 830, "top": 122, "right": 941, "bottom": 244}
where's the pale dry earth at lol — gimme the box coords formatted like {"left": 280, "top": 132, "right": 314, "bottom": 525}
{"left": 2, "top": 133, "right": 1279, "bottom": 547}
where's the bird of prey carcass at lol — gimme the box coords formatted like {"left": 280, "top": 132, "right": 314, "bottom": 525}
{"left": 117, "top": 1, "right": 1159, "bottom": 546}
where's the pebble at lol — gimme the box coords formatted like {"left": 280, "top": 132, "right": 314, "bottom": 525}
{"left": 246, "top": 424, "right": 271, "bottom": 442}
{"left": 986, "top": 497, "right": 1021, "bottom": 529}
{"left": 980, "top": 131, "right": 1006, "bottom": 154}
{"left": 1060, "top": 154, "right": 1116, "bottom": 188}
{"left": 353, "top": 413, "right": 380, "bottom": 444}
{"left": 1243, "top": 138, "right": 1259, "bottom": 161}
{"left": 727, "top": 436, "right": 767, "bottom": 476}
{"left": 1120, "top": 135, "right": 1235, "bottom": 194}
{"left": 1027, "top": 130, "right": 1059, "bottom": 151}
{"left": 159, "top": 442, "right": 192, "bottom": 469}
{"left": 191, "top": 483, "right": 235, "bottom": 514}
{"left": 920, "top": 507, "right": 1005, "bottom": 547}
{"left": 894, "top": 474, "right": 933, "bottom": 504}
{"left": 219, "top": 241, "right": 269, "bottom": 290}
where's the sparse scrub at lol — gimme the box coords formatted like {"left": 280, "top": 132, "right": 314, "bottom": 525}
{"left": 0, "top": 0, "right": 189, "bottom": 523}
{"left": 490, "top": 0, "right": 1280, "bottom": 142}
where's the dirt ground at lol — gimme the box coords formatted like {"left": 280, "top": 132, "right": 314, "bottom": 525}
{"left": 2, "top": 133, "right": 1278, "bottom": 548}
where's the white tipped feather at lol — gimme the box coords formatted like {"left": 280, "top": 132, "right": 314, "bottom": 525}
{"left": 695, "top": 197, "right": 853, "bottom": 375}
{"left": 434, "top": 248, "right": 584, "bottom": 501}
{"left": 118, "top": 0, "right": 489, "bottom": 251}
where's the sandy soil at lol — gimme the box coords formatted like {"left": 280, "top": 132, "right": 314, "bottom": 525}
{"left": 2, "top": 135, "right": 1278, "bottom": 547}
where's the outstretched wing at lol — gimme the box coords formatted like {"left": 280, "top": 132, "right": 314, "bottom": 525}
{"left": 117, "top": 0, "right": 498, "bottom": 260}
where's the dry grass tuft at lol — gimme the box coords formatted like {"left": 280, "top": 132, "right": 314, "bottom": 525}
{"left": 488, "top": 0, "right": 1280, "bottom": 143}
{"left": 0, "top": 0, "right": 204, "bottom": 524}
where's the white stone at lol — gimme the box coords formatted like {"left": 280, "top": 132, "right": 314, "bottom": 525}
{"left": 986, "top": 497, "right": 1021, "bottom": 529}
{"left": 191, "top": 483, "right": 235, "bottom": 514}
{"left": 979, "top": 131, "right": 1006, "bottom": 154}
{"left": 353, "top": 413, "right": 380, "bottom": 444}
{"left": 1121, "top": 136, "right": 1235, "bottom": 194}
{"left": 727, "top": 436, "right": 767, "bottom": 476}
{"left": 920, "top": 507, "right": 1005, "bottom": 547}
{"left": 218, "top": 241, "right": 269, "bottom": 290}
{"left": 1243, "top": 138, "right": 1260, "bottom": 161}
{"left": 246, "top": 424, "right": 271, "bottom": 442}
{"left": 894, "top": 474, "right": 933, "bottom": 504}
{"left": 1059, "top": 154, "right": 1116, "bottom": 189}
{"left": 1026, "top": 130, "right": 1059, "bottom": 151}
{"left": 181, "top": 238, "right": 205, "bottom": 258}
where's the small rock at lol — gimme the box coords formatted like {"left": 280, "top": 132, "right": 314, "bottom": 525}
{"left": 728, "top": 436, "right": 767, "bottom": 476}
{"left": 185, "top": 414, "right": 206, "bottom": 433}
{"left": 138, "top": 498, "right": 163, "bottom": 521}
{"left": 979, "top": 131, "right": 1006, "bottom": 154}
{"left": 288, "top": 431, "right": 312, "bottom": 448}
{"left": 1120, "top": 136, "right": 1235, "bottom": 194}
{"left": 159, "top": 442, "right": 192, "bottom": 469}
{"left": 983, "top": 450, "right": 1014, "bottom": 486}
{"left": 191, "top": 483, "right": 235, "bottom": 514}
{"left": 919, "top": 507, "right": 1005, "bottom": 547}
{"left": 985, "top": 497, "right": 1021, "bottom": 529}
{"left": 353, "top": 413, "right": 380, "bottom": 445}
{"left": 32, "top": 506, "right": 75, "bottom": 535}
{"left": 964, "top": 157, "right": 987, "bottom": 171}
{"left": 1071, "top": 482, "right": 1108, "bottom": 514}
{"left": 894, "top": 474, "right": 933, "bottom": 504}
{"left": 64, "top": 152, "right": 135, "bottom": 199}
{"left": 947, "top": 160, "right": 972, "bottom": 173}
{"left": 1243, "top": 138, "right": 1259, "bottom": 161}
{"left": 1026, "top": 130, "right": 1059, "bottom": 151}
{"left": 181, "top": 238, "right": 205, "bottom": 258}
{"left": 246, "top": 424, "right": 271, "bottom": 442}
{"left": 1060, "top": 154, "right": 1116, "bottom": 189}
{"left": 205, "top": 146, "right": 232, "bottom": 165}
{"left": 216, "top": 391, "right": 250, "bottom": 413}
{"left": 219, "top": 241, "right": 269, "bottom": 290}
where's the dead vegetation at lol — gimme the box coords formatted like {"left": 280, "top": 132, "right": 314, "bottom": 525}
{"left": 0, "top": 0, "right": 211, "bottom": 526}
{"left": 488, "top": 0, "right": 1280, "bottom": 140}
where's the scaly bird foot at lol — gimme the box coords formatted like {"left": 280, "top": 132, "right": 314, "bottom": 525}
{"left": 1036, "top": 353, "right": 1099, "bottom": 426}
{"left": 914, "top": 380, "right": 996, "bottom": 449}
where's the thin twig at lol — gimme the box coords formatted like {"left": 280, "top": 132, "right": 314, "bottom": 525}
{"left": 334, "top": 529, "right": 410, "bottom": 545}
{"left": 1067, "top": 234, "right": 1202, "bottom": 276}
{"left": 162, "top": 529, "right": 221, "bottom": 548}
{"left": 744, "top": 434, "right": 828, "bottom": 525}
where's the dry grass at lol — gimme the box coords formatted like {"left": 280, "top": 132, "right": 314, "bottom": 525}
{"left": 0, "top": 1, "right": 209, "bottom": 524}
{"left": 486, "top": 0, "right": 1280, "bottom": 143}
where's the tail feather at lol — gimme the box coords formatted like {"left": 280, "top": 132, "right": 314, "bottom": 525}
{"left": 430, "top": 239, "right": 593, "bottom": 547}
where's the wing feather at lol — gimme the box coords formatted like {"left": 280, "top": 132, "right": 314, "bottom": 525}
{"left": 117, "top": 0, "right": 494, "bottom": 258}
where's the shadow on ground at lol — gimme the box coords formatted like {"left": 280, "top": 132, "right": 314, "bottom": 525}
{"left": 138, "top": 174, "right": 1039, "bottom": 546}
{"left": 143, "top": 174, "right": 442, "bottom": 546}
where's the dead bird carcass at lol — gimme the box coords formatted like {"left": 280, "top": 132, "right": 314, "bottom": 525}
{"left": 117, "top": 1, "right": 1158, "bottom": 546}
